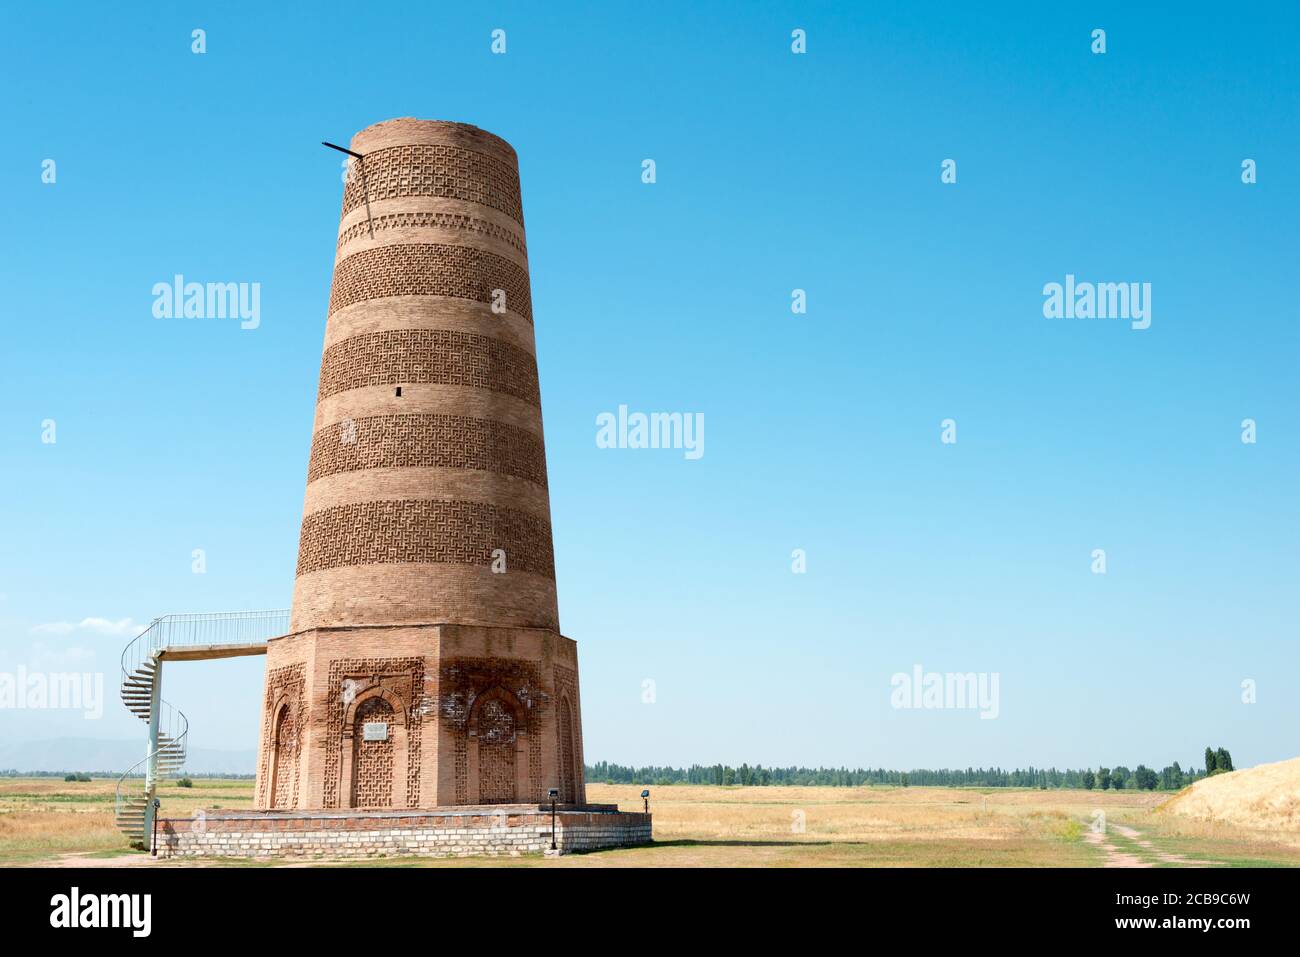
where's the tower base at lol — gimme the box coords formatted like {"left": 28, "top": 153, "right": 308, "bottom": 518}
{"left": 256, "top": 623, "right": 587, "bottom": 810}
{"left": 156, "top": 806, "right": 651, "bottom": 860}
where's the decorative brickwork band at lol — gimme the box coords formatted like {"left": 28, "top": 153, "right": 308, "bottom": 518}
{"left": 308, "top": 413, "right": 548, "bottom": 488}
{"left": 328, "top": 243, "right": 533, "bottom": 322}
{"left": 297, "top": 499, "right": 556, "bottom": 579}
{"left": 316, "top": 328, "right": 541, "bottom": 406}
{"left": 337, "top": 211, "right": 527, "bottom": 258}
{"left": 343, "top": 144, "right": 524, "bottom": 224}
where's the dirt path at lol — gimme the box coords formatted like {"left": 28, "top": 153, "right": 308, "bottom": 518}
{"left": 1082, "top": 821, "right": 1215, "bottom": 868}
{"left": 38, "top": 852, "right": 187, "bottom": 868}
{"left": 1109, "top": 824, "right": 1214, "bottom": 867}
{"left": 1082, "top": 826, "right": 1151, "bottom": 867}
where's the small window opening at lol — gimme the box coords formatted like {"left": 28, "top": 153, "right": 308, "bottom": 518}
{"left": 395, "top": 387, "right": 402, "bottom": 397}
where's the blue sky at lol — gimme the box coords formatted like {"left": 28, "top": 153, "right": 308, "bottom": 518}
{"left": 1, "top": 2, "right": 1296, "bottom": 772}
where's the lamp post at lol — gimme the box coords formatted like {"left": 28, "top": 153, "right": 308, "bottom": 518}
{"left": 548, "top": 788, "right": 559, "bottom": 851}
{"left": 150, "top": 798, "right": 160, "bottom": 857}
{"left": 641, "top": 788, "right": 650, "bottom": 814}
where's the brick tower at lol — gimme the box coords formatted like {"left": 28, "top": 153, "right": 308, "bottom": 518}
{"left": 255, "top": 118, "right": 586, "bottom": 811}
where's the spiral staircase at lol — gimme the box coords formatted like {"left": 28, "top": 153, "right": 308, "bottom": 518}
{"left": 114, "top": 610, "right": 289, "bottom": 848}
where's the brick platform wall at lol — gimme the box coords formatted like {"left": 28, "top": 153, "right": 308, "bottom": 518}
{"left": 157, "top": 807, "right": 650, "bottom": 860}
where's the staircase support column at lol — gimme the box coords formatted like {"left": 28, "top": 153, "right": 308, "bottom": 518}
{"left": 142, "top": 652, "right": 163, "bottom": 843}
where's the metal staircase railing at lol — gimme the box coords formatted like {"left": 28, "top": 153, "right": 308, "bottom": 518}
{"left": 119, "top": 610, "right": 292, "bottom": 676}
{"left": 114, "top": 610, "right": 290, "bottom": 848}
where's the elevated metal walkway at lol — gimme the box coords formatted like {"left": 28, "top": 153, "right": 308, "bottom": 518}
{"left": 114, "top": 610, "right": 289, "bottom": 847}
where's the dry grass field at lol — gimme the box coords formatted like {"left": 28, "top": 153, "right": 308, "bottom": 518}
{"left": 2, "top": 777, "right": 1297, "bottom": 868}
{"left": 0, "top": 777, "right": 254, "bottom": 865}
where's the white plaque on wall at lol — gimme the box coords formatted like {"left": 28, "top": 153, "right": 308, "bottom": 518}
{"left": 362, "top": 721, "right": 389, "bottom": 741}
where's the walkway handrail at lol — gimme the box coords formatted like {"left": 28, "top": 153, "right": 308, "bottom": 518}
{"left": 119, "top": 610, "right": 291, "bottom": 679}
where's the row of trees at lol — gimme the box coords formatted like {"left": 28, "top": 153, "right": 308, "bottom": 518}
{"left": 1204, "top": 747, "right": 1235, "bottom": 775}
{"left": 1080, "top": 747, "right": 1232, "bottom": 791}
{"left": 587, "top": 753, "right": 1231, "bottom": 791}
{"left": 1082, "top": 765, "right": 1159, "bottom": 790}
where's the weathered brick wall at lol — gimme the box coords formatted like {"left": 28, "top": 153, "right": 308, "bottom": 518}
{"left": 158, "top": 808, "right": 650, "bottom": 859}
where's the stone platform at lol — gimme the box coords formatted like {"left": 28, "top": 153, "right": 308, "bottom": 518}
{"left": 156, "top": 804, "right": 651, "bottom": 860}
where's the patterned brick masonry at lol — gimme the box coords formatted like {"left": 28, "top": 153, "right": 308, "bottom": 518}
{"left": 316, "top": 328, "right": 542, "bottom": 404}
{"left": 242, "top": 119, "right": 648, "bottom": 858}
{"left": 328, "top": 244, "right": 534, "bottom": 322}
{"left": 307, "top": 414, "right": 548, "bottom": 488}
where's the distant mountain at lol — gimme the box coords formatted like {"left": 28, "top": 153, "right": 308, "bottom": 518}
{"left": 0, "top": 737, "right": 256, "bottom": 775}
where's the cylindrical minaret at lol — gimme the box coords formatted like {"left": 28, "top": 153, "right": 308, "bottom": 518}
{"left": 256, "top": 119, "right": 585, "bottom": 812}
{"left": 291, "top": 118, "right": 558, "bottom": 634}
